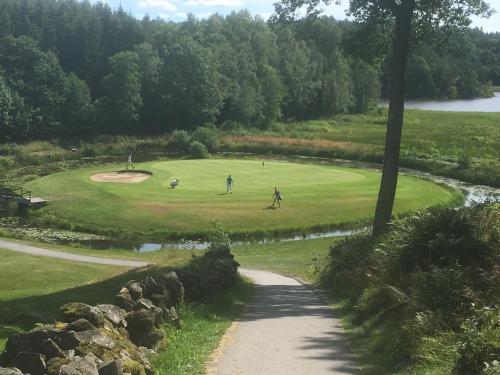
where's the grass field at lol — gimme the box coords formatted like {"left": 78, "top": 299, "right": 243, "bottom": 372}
{"left": 232, "top": 237, "right": 338, "bottom": 282}
{"left": 0, "top": 248, "right": 128, "bottom": 350}
{"left": 25, "top": 159, "right": 458, "bottom": 238}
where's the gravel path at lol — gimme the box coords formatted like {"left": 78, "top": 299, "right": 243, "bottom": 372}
{"left": 0, "top": 238, "right": 149, "bottom": 268}
{"left": 209, "top": 268, "right": 360, "bottom": 375}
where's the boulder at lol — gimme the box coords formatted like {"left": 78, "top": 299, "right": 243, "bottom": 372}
{"left": 75, "top": 330, "right": 115, "bottom": 351}
{"left": 12, "top": 352, "right": 46, "bottom": 375}
{"left": 67, "top": 319, "right": 97, "bottom": 332}
{"left": 136, "top": 299, "right": 155, "bottom": 311}
{"left": 127, "top": 329, "right": 165, "bottom": 351}
{"left": 0, "top": 368, "right": 23, "bottom": 375}
{"left": 150, "top": 293, "right": 170, "bottom": 310}
{"left": 97, "top": 305, "right": 127, "bottom": 328}
{"left": 114, "top": 289, "right": 135, "bottom": 312}
{"left": 125, "top": 310, "right": 155, "bottom": 333}
{"left": 166, "top": 307, "right": 181, "bottom": 330}
{"left": 124, "top": 283, "right": 143, "bottom": 301}
{"left": 5, "top": 329, "right": 80, "bottom": 359}
{"left": 98, "top": 360, "right": 123, "bottom": 375}
{"left": 61, "top": 303, "right": 107, "bottom": 328}
{"left": 59, "top": 356, "right": 98, "bottom": 375}
{"left": 158, "top": 272, "right": 184, "bottom": 305}
{"left": 41, "top": 338, "right": 66, "bottom": 359}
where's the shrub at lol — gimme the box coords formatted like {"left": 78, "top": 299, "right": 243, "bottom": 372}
{"left": 167, "top": 130, "right": 191, "bottom": 154}
{"left": 455, "top": 306, "right": 500, "bottom": 375}
{"left": 188, "top": 141, "right": 209, "bottom": 159}
{"left": 192, "top": 126, "right": 219, "bottom": 153}
{"left": 81, "top": 145, "right": 96, "bottom": 157}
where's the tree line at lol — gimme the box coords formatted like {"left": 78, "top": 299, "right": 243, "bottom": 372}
{"left": 0, "top": 0, "right": 498, "bottom": 142}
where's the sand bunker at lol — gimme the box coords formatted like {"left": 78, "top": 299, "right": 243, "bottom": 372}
{"left": 91, "top": 170, "right": 152, "bottom": 183}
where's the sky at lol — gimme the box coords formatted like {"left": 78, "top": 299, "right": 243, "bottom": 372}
{"left": 97, "top": 0, "right": 500, "bottom": 32}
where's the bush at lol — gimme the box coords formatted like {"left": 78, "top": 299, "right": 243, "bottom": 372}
{"left": 188, "top": 141, "right": 209, "bottom": 159}
{"left": 192, "top": 126, "right": 219, "bottom": 153}
{"left": 167, "top": 130, "right": 191, "bottom": 154}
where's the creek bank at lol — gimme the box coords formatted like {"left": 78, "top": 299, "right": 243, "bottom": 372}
{"left": 0, "top": 248, "right": 240, "bottom": 375}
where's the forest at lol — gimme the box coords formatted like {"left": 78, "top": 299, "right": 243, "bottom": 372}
{"left": 0, "top": 0, "right": 499, "bottom": 141}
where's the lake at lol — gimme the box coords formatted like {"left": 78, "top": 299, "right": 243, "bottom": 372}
{"left": 380, "top": 91, "right": 500, "bottom": 112}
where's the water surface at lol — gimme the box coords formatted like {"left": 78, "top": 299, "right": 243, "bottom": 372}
{"left": 380, "top": 92, "right": 500, "bottom": 112}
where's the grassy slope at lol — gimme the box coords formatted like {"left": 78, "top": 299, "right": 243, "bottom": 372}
{"left": 279, "top": 110, "right": 500, "bottom": 162}
{"left": 0, "top": 248, "right": 127, "bottom": 350}
{"left": 25, "top": 159, "right": 456, "bottom": 236}
{"left": 231, "top": 237, "right": 338, "bottom": 282}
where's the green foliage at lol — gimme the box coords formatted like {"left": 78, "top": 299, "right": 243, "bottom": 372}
{"left": 167, "top": 130, "right": 191, "bottom": 154}
{"left": 102, "top": 51, "right": 143, "bottom": 133}
{"left": 455, "top": 307, "right": 500, "bottom": 375}
{"left": 317, "top": 204, "right": 500, "bottom": 374}
{"left": 208, "top": 221, "right": 231, "bottom": 252}
{"left": 188, "top": 141, "right": 209, "bottom": 159}
{"left": 192, "top": 126, "right": 219, "bottom": 153}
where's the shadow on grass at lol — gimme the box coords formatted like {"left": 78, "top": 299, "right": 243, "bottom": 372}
{"left": 0, "top": 265, "right": 170, "bottom": 346}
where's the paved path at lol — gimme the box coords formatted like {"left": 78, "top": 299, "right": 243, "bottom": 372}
{"left": 209, "top": 268, "right": 360, "bottom": 375}
{"left": 0, "top": 238, "right": 149, "bottom": 268}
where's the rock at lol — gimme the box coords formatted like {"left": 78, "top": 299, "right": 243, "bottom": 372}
{"left": 0, "top": 368, "right": 23, "bottom": 375}
{"left": 115, "top": 290, "right": 135, "bottom": 312}
{"left": 61, "top": 303, "right": 107, "bottom": 328}
{"left": 127, "top": 329, "right": 165, "bottom": 351}
{"left": 166, "top": 307, "right": 181, "bottom": 330}
{"left": 158, "top": 272, "right": 184, "bottom": 305}
{"left": 136, "top": 299, "right": 155, "bottom": 311}
{"left": 125, "top": 283, "right": 143, "bottom": 301}
{"left": 59, "top": 356, "right": 99, "bottom": 375}
{"left": 149, "top": 293, "right": 170, "bottom": 309}
{"left": 98, "top": 360, "right": 123, "bottom": 375}
{"left": 75, "top": 330, "right": 115, "bottom": 350}
{"left": 67, "top": 319, "right": 97, "bottom": 332}
{"left": 46, "top": 357, "right": 71, "bottom": 375}
{"left": 97, "top": 305, "right": 127, "bottom": 328}
{"left": 41, "top": 338, "right": 66, "bottom": 359}
{"left": 5, "top": 329, "right": 79, "bottom": 359}
{"left": 125, "top": 310, "right": 155, "bottom": 333}
{"left": 49, "top": 330, "right": 81, "bottom": 351}
{"left": 13, "top": 352, "right": 46, "bottom": 375}
{"left": 117, "top": 328, "right": 129, "bottom": 340}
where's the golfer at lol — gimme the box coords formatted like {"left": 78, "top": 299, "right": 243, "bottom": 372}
{"left": 126, "top": 152, "right": 135, "bottom": 170}
{"left": 226, "top": 174, "right": 234, "bottom": 193}
{"left": 272, "top": 187, "right": 283, "bottom": 207}
{"left": 170, "top": 179, "right": 179, "bottom": 189}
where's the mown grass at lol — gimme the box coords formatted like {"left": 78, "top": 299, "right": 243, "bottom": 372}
{"left": 0, "top": 248, "right": 131, "bottom": 350}
{"left": 231, "top": 237, "right": 339, "bottom": 282}
{"left": 23, "top": 159, "right": 457, "bottom": 239}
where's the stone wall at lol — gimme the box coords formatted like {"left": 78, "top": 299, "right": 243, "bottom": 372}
{"left": 0, "top": 248, "right": 239, "bottom": 375}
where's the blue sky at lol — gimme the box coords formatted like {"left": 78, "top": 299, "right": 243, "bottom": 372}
{"left": 97, "top": 0, "right": 500, "bottom": 32}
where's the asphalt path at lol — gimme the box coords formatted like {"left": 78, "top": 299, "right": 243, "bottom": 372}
{"left": 0, "top": 238, "right": 148, "bottom": 268}
{"left": 209, "top": 268, "right": 360, "bottom": 375}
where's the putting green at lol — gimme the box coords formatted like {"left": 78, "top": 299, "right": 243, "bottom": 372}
{"left": 25, "top": 159, "right": 458, "bottom": 236}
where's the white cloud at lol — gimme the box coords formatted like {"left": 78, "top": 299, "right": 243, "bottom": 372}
{"left": 137, "top": 0, "right": 177, "bottom": 11}
{"left": 185, "top": 0, "right": 243, "bottom": 7}
{"left": 158, "top": 11, "right": 188, "bottom": 19}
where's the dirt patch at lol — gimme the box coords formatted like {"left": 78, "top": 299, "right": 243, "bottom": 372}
{"left": 90, "top": 171, "right": 152, "bottom": 184}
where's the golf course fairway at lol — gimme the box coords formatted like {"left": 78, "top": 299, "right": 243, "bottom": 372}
{"left": 25, "top": 159, "right": 459, "bottom": 236}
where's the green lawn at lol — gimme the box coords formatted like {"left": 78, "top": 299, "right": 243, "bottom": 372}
{"left": 25, "top": 159, "right": 458, "bottom": 237}
{"left": 232, "top": 237, "right": 339, "bottom": 282}
{"left": 0, "top": 248, "right": 129, "bottom": 350}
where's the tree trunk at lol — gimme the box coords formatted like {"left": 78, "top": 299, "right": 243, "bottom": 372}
{"left": 372, "top": 0, "right": 415, "bottom": 237}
